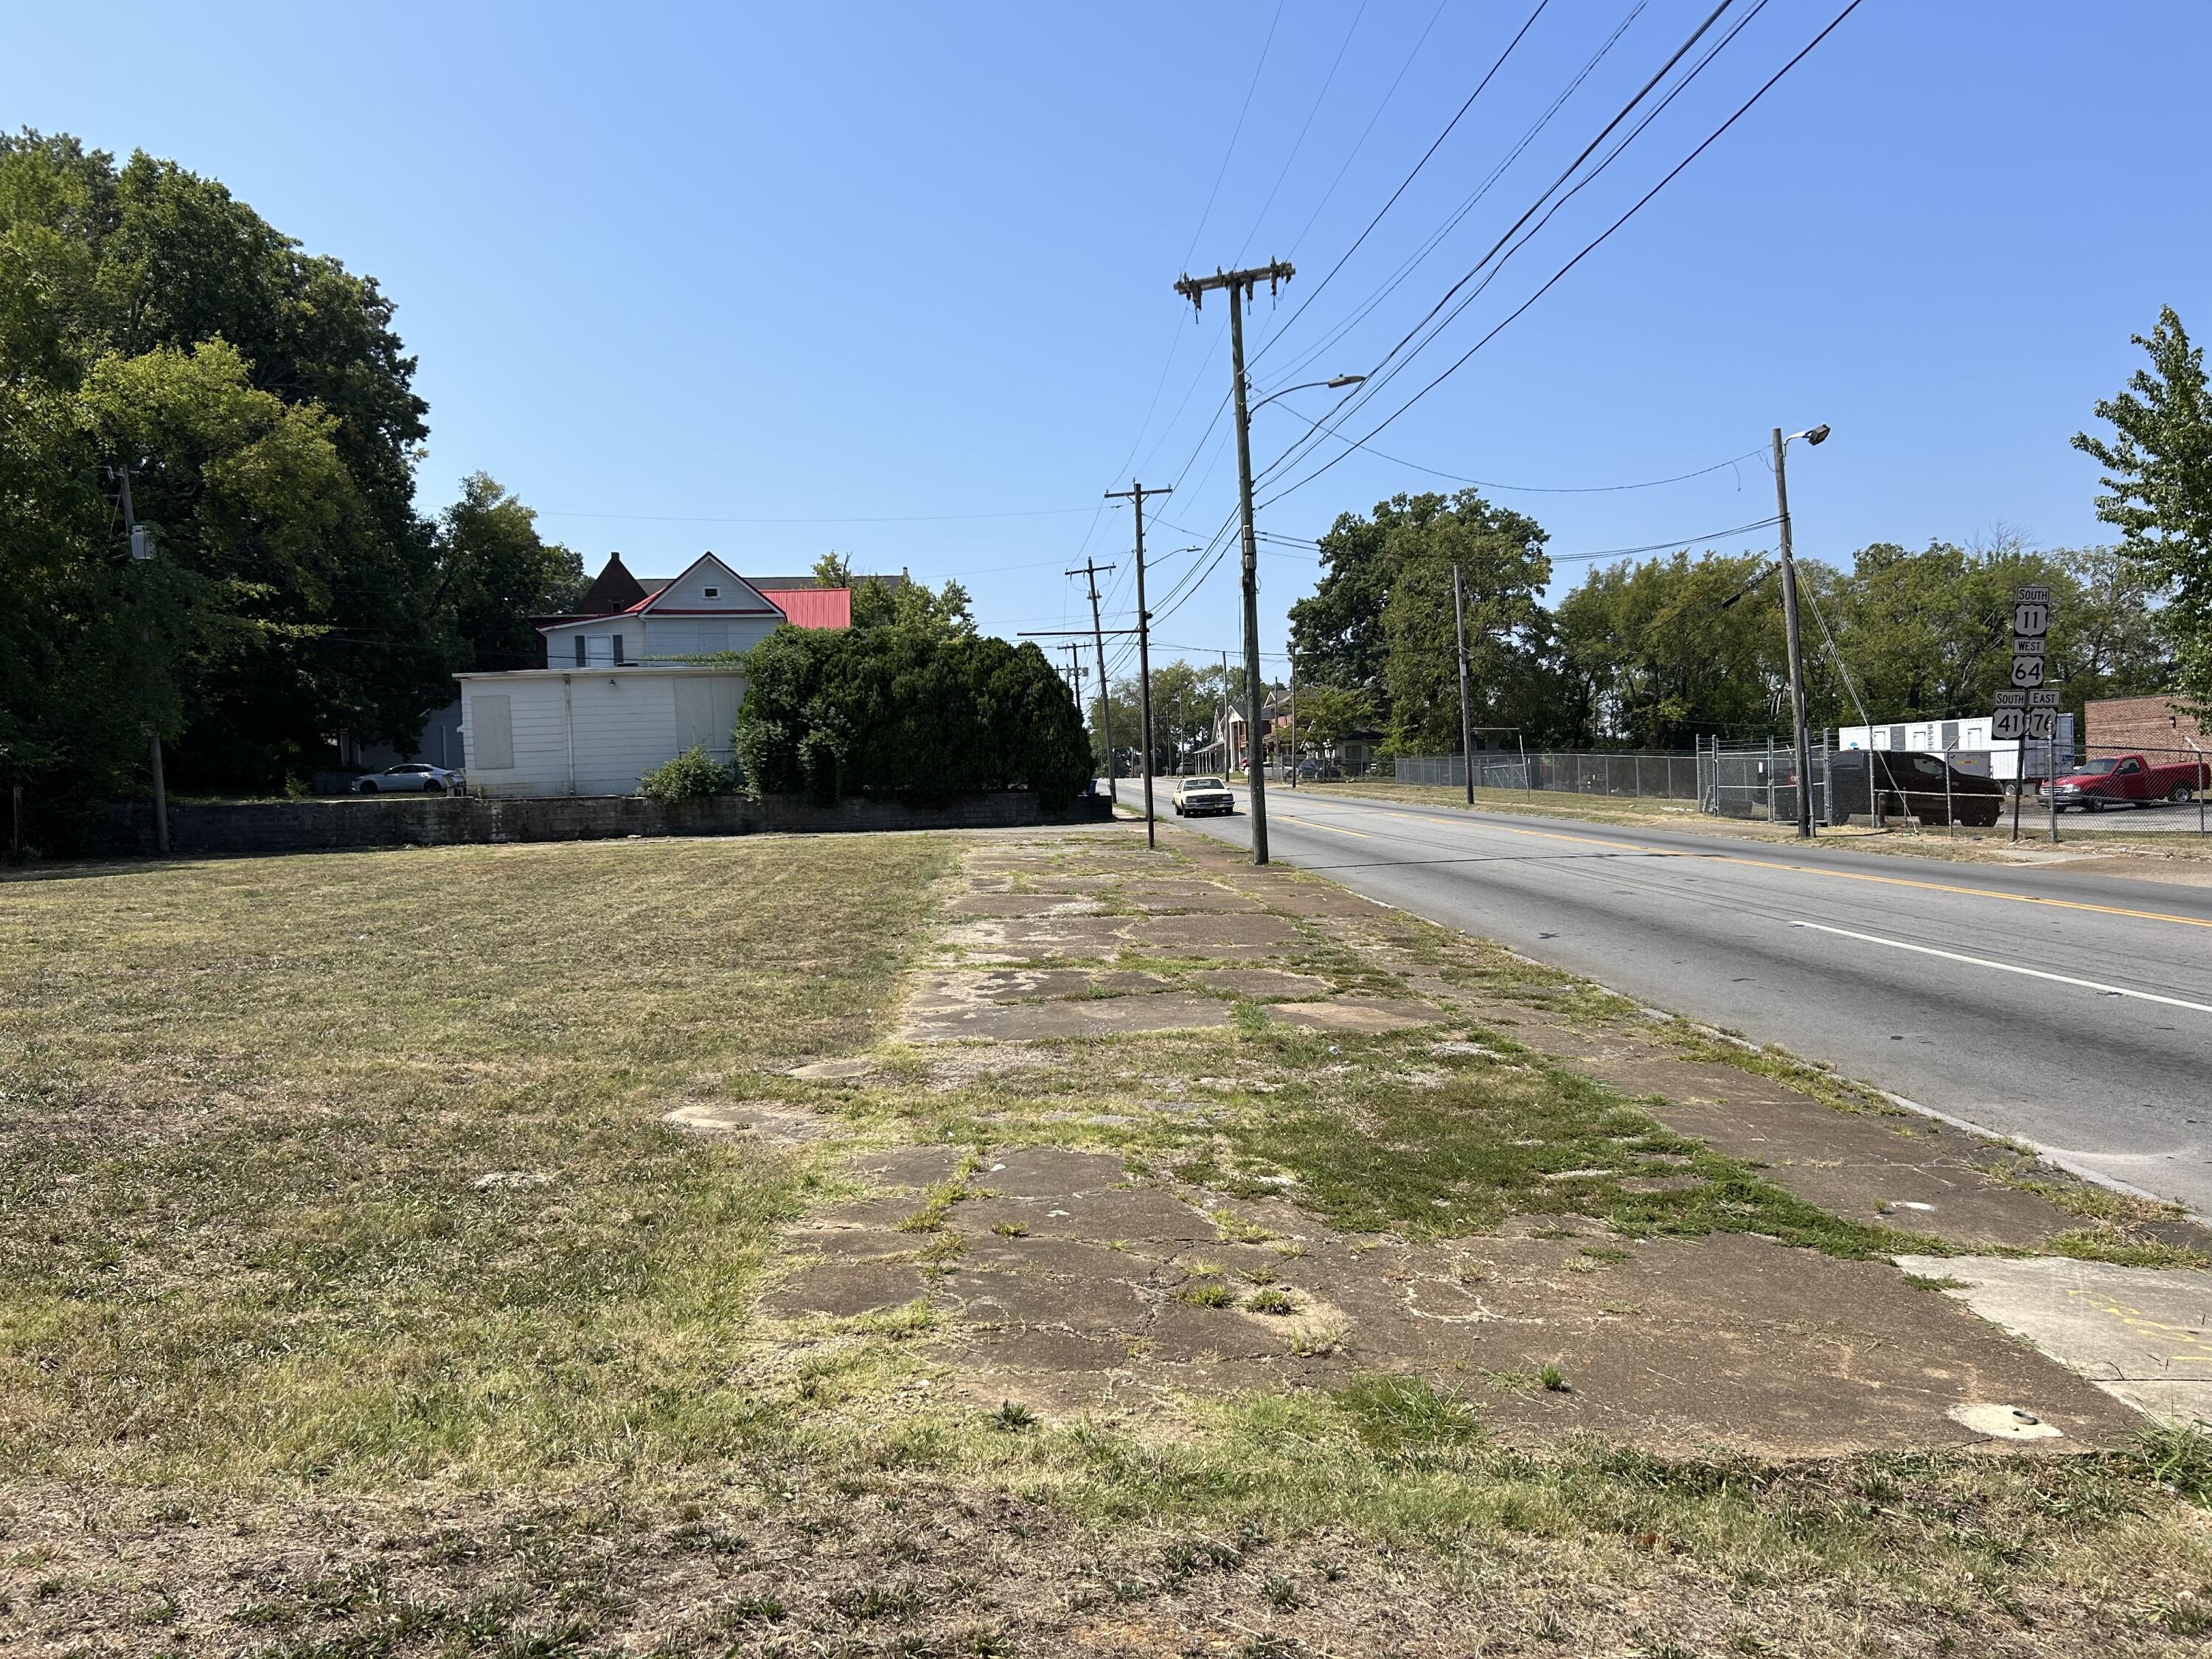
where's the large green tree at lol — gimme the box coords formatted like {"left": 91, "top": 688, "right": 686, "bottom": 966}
{"left": 434, "top": 473, "right": 585, "bottom": 671}
{"left": 1290, "top": 490, "right": 1557, "bottom": 753}
{"left": 0, "top": 130, "right": 451, "bottom": 796}
{"left": 1554, "top": 551, "right": 1799, "bottom": 748}
{"left": 2073, "top": 305, "right": 2212, "bottom": 711}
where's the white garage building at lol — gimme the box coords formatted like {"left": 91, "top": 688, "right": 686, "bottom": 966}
{"left": 456, "top": 552, "right": 849, "bottom": 798}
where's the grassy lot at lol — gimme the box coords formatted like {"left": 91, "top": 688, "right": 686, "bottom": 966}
{"left": 1, "top": 838, "right": 948, "bottom": 1489}
{"left": 3, "top": 835, "right": 2209, "bottom": 1652}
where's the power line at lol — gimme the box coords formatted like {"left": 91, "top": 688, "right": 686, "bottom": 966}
{"left": 1273, "top": 0, "right": 1775, "bottom": 448}
{"left": 1259, "top": 0, "right": 1653, "bottom": 388}
{"left": 1258, "top": 0, "right": 1868, "bottom": 510}
{"left": 1232, "top": 0, "right": 1371, "bottom": 263}
{"left": 1257, "top": 413, "right": 1765, "bottom": 495}
{"left": 537, "top": 504, "right": 1099, "bottom": 526}
{"left": 1249, "top": 0, "right": 1554, "bottom": 368}
{"left": 1179, "top": 0, "right": 1288, "bottom": 273}
{"left": 1276, "top": 0, "right": 1453, "bottom": 260}
{"left": 1253, "top": 0, "right": 1746, "bottom": 495}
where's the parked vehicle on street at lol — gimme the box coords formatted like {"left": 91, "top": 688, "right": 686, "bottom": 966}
{"left": 352, "top": 762, "right": 464, "bottom": 794}
{"left": 1172, "top": 776, "right": 1236, "bottom": 816}
{"left": 2049, "top": 753, "right": 2211, "bottom": 811}
{"left": 1826, "top": 751, "right": 2004, "bottom": 827}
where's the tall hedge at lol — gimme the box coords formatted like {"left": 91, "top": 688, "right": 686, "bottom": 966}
{"left": 734, "top": 627, "right": 1092, "bottom": 807}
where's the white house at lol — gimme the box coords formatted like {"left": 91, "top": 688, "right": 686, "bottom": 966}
{"left": 456, "top": 552, "right": 851, "bottom": 798}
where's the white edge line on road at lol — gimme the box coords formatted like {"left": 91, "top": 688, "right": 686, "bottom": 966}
{"left": 1214, "top": 817, "right": 2205, "bottom": 1217}
{"left": 1789, "top": 918, "right": 2212, "bottom": 1016}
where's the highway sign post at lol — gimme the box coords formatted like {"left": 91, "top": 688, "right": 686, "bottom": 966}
{"left": 2010, "top": 586, "right": 2051, "bottom": 843}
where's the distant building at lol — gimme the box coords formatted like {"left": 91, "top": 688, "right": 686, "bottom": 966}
{"left": 454, "top": 552, "right": 855, "bottom": 798}
{"left": 2084, "top": 695, "right": 2205, "bottom": 756}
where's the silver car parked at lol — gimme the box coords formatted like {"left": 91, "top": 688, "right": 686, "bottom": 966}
{"left": 352, "top": 763, "right": 464, "bottom": 794}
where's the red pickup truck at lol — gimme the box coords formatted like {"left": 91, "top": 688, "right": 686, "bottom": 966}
{"left": 2048, "top": 753, "right": 2210, "bottom": 811}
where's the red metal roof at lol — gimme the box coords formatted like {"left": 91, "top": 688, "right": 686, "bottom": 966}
{"left": 766, "top": 587, "right": 852, "bottom": 629}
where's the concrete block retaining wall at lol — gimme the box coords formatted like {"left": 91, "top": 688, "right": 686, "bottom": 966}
{"left": 74, "top": 792, "right": 1112, "bottom": 861}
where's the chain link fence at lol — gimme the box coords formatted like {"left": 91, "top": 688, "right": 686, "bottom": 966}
{"left": 1394, "top": 751, "right": 1700, "bottom": 799}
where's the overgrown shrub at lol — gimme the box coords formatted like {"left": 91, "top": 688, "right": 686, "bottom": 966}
{"left": 734, "top": 627, "right": 1090, "bottom": 807}
{"left": 637, "top": 745, "right": 737, "bottom": 801}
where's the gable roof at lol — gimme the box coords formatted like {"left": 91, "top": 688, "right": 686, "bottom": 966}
{"left": 572, "top": 552, "right": 650, "bottom": 616}
{"left": 625, "top": 552, "right": 782, "bottom": 616}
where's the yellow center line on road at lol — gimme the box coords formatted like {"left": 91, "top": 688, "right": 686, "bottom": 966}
{"left": 1273, "top": 813, "right": 1374, "bottom": 838}
{"left": 1321, "top": 806, "right": 2212, "bottom": 933}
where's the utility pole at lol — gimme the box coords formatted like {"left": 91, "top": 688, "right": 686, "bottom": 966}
{"left": 1453, "top": 564, "right": 1476, "bottom": 807}
{"left": 1176, "top": 260, "right": 1293, "bottom": 864}
{"left": 1105, "top": 481, "right": 1171, "bottom": 849}
{"left": 117, "top": 465, "right": 169, "bottom": 855}
{"left": 1771, "top": 428, "right": 1815, "bottom": 839}
{"left": 1219, "top": 650, "right": 1231, "bottom": 774}
{"left": 1286, "top": 651, "right": 1297, "bottom": 789}
{"left": 1069, "top": 558, "right": 1118, "bottom": 804}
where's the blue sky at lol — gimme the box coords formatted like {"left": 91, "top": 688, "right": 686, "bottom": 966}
{"left": 9, "top": 1, "right": 2209, "bottom": 682}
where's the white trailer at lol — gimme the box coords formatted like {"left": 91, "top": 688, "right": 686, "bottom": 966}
{"left": 1836, "top": 713, "right": 2075, "bottom": 781}
{"left": 456, "top": 664, "right": 745, "bottom": 798}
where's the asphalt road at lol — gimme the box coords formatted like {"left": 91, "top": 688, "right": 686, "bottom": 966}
{"left": 1162, "top": 786, "right": 2212, "bottom": 1211}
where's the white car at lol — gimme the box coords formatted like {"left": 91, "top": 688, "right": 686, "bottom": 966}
{"left": 352, "top": 763, "right": 464, "bottom": 794}
{"left": 1172, "top": 776, "right": 1236, "bottom": 817}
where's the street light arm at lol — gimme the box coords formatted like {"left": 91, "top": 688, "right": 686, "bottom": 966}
{"left": 1248, "top": 374, "right": 1366, "bottom": 414}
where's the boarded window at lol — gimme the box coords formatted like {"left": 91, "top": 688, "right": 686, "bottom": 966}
{"left": 611, "top": 633, "right": 625, "bottom": 665}
{"left": 673, "top": 674, "right": 741, "bottom": 754}
{"left": 472, "top": 694, "right": 515, "bottom": 770}
{"left": 573, "top": 636, "right": 587, "bottom": 667}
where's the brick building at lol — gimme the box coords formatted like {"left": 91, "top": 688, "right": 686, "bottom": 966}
{"left": 2084, "top": 695, "right": 2205, "bottom": 755}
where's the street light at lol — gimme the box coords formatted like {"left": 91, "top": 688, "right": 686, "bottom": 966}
{"left": 1773, "top": 423, "right": 1831, "bottom": 838}
{"left": 1248, "top": 373, "right": 1366, "bottom": 415}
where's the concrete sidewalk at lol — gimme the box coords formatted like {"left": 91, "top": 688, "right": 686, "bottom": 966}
{"left": 733, "top": 821, "right": 2212, "bottom": 1454}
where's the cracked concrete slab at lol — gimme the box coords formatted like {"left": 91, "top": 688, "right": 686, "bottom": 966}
{"left": 761, "top": 1261, "right": 928, "bottom": 1318}
{"left": 661, "top": 1100, "right": 831, "bottom": 1144}
{"left": 903, "top": 990, "right": 1234, "bottom": 1043}
{"left": 1120, "top": 880, "right": 1266, "bottom": 913}
{"left": 1127, "top": 912, "right": 1307, "bottom": 957}
{"left": 846, "top": 1146, "right": 965, "bottom": 1189}
{"left": 974, "top": 1147, "right": 1133, "bottom": 1197}
{"left": 1893, "top": 1253, "right": 2212, "bottom": 1425}
{"left": 953, "top": 967, "right": 1172, "bottom": 1002}
{"left": 1197, "top": 968, "right": 1334, "bottom": 999}
{"left": 939, "top": 915, "right": 1135, "bottom": 961}
{"left": 1265, "top": 997, "right": 1442, "bottom": 1034}
{"left": 1579, "top": 1055, "right": 2082, "bottom": 1251}
{"left": 944, "top": 891, "right": 1105, "bottom": 918}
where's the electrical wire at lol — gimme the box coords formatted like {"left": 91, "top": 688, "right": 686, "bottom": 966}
{"left": 1272, "top": 0, "right": 1776, "bottom": 459}
{"left": 1259, "top": 411, "right": 1764, "bottom": 495}
{"left": 1179, "top": 0, "right": 1287, "bottom": 274}
{"left": 1259, "top": 1, "right": 1655, "bottom": 388}
{"left": 537, "top": 504, "right": 1102, "bottom": 526}
{"left": 1257, "top": 0, "right": 1867, "bottom": 510}
{"left": 1232, "top": 0, "right": 1371, "bottom": 263}
{"left": 1248, "top": 0, "right": 1555, "bottom": 368}
{"left": 1252, "top": 0, "right": 1747, "bottom": 496}
{"left": 1276, "top": 0, "right": 1453, "bottom": 260}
